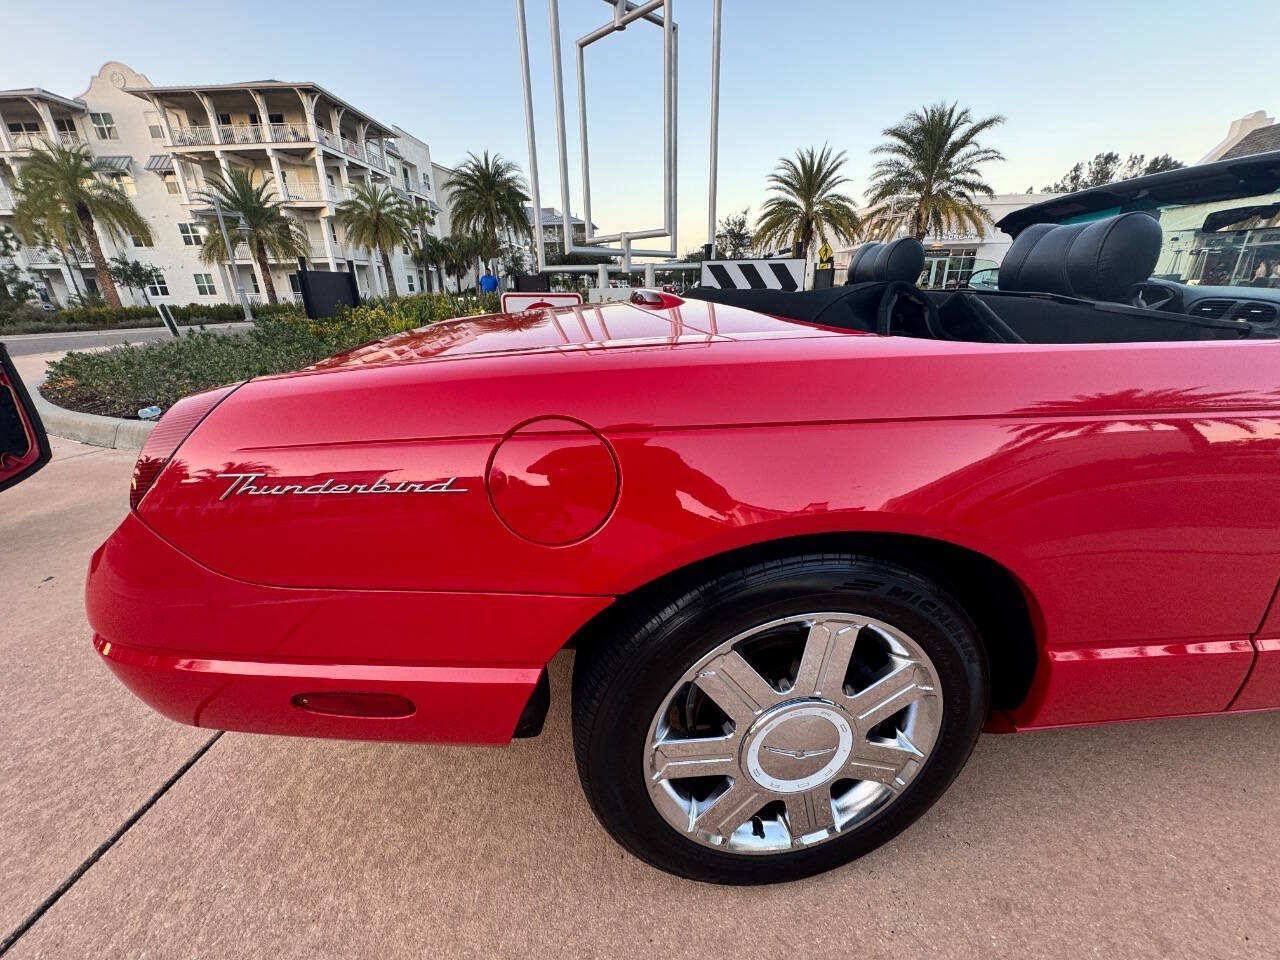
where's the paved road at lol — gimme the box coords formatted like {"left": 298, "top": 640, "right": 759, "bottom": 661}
{"left": 2, "top": 321, "right": 251, "bottom": 356}
{"left": 3, "top": 438, "right": 1279, "bottom": 959}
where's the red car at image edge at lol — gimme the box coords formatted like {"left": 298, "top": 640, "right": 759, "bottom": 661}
{"left": 73, "top": 154, "right": 1280, "bottom": 883}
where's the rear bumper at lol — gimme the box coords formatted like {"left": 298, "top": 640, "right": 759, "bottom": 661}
{"left": 88, "top": 513, "right": 612, "bottom": 744}
{"left": 94, "top": 635, "right": 544, "bottom": 743}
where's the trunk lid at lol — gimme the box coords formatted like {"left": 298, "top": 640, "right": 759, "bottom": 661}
{"left": 305, "top": 297, "right": 852, "bottom": 371}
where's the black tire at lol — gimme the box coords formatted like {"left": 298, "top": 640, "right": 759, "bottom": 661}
{"left": 571, "top": 553, "right": 988, "bottom": 884}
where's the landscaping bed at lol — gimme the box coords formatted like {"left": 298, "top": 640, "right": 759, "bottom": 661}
{"left": 40, "top": 292, "right": 501, "bottom": 419}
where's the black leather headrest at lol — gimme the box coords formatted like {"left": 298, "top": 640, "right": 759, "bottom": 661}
{"left": 846, "top": 237, "right": 925, "bottom": 285}
{"left": 998, "top": 212, "right": 1162, "bottom": 302}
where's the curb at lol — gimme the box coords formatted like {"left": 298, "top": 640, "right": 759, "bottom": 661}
{"left": 18, "top": 363, "right": 155, "bottom": 451}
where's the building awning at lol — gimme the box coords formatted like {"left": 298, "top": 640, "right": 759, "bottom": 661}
{"left": 94, "top": 155, "right": 131, "bottom": 172}
{"left": 144, "top": 154, "right": 174, "bottom": 173}
{"left": 428, "top": 199, "right": 441, "bottom": 215}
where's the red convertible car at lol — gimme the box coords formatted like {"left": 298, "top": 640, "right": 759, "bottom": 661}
{"left": 87, "top": 153, "right": 1280, "bottom": 884}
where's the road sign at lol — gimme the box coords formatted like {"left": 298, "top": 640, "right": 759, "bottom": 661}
{"left": 501, "top": 292, "right": 584, "bottom": 313}
{"left": 700, "top": 259, "right": 806, "bottom": 291}
{"left": 817, "top": 241, "right": 834, "bottom": 267}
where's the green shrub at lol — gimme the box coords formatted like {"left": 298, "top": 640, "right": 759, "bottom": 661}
{"left": 42, "top": 291, "right": 503, "bottom": 419}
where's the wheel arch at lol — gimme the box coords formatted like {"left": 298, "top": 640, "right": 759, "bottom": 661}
{"left": 568, "top": 530, "right": 1042, "bottom": 712}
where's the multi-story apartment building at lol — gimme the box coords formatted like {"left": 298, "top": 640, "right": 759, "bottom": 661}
{"left": 524, "top": 206, "right": 591, "bottom": 255}
{"left": 0, "top": 61, "right": 445, "bottom": 307}
{"left": 0, "top": 86, "right": 104, "bottom": 302}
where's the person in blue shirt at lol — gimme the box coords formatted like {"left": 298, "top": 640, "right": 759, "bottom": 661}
{"left": 480, "top": 272, "right": 499, "bottom": 294}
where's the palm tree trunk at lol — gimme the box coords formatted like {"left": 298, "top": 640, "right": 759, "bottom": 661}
{"left": 57, "top": 243, "right": 84, "bottom": 301}
{"left": 254, "top": 238, "right": 279, "bottom": 304}
{"left": 798, "top": 221, "right": 814, "bottom": 260}
{"left": 75, "top": 203, "right": 121, "bottom": 307}
{"left": 380, "top": 245, "right": 398, "bottom": 298}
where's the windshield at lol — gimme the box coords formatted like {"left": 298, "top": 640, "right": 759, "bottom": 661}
{"left": 1071, "top": 191, "right": 1280, "bottom": 289}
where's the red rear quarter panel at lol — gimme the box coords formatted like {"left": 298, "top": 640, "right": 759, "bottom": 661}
{"left": 92, "top": 301, "right": 1280, "bottom": 738}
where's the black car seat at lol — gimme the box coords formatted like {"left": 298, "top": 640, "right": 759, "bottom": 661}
{"left": 846, "top": 237, "right": 925, "bottom": 285}
{"left": 996, "top": 212, "right": 1161, "bottom": 302}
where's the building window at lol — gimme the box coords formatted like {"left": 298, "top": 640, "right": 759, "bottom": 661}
{"left": 406, "top": 273, "right": 415, "bottom": 292}
{"left": 55, "top": 118, "right": 77, "bottom": 135}
{"left": 178, "top": 223, "right": 203, "bottom": 246}
{"left": 147, "top": 272, "right": 169, "bottom": 298}
{"left": 216, "top": 113, "right": 232, "bottom": 127}
{"left": 7, "top": 121, "right": 39, "bottom": 134}
{"left": 247, "top": 113, "right": 259, "bottom": 126}
{"left": 113, "top": 174, "right": 137, "bottom": 197}
{"left": 144, "top": 111, "right": 164, "bottom": 140}
{"left": 131, "top": 233, "right": 153, "bottom": 248}
{"left": 288, "top": 273, "right": 301, "bottom": 294}
{"left": 268, "top": 113, "right": 284, "bottom": 125}
{"left": 248, "top": 271, "right": 260, "bottom": 295}
{"left": 194, "top": 273, "right": 216, "bottom": 296}
{"left": 89, "top": 112, "right": 118, "bottom": 140}
{"left": 163, "top": 175, "right": 180, "bottom": 195}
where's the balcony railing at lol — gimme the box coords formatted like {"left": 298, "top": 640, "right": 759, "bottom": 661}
{"left": 281, "top": 182, "right": 326, "bottom": 202}
{"left": 270, "top": 122, "right": 311, "bottom": 143}
{"left": 248, "top": 291, "right": 304, "bottom": 306}
{"left": 172, "top": 125, "right": 217, "bottom": 146}
{"left": 217, "top": 123, "right": 267, "bottom": 145}
{"left": 5, "top": 132, "right": 68, "bottom": 151}
{"left": 279, "top": 182, "right": 351, "bottom": 204}
{"left": 339, "top": 136, "right": 363, "bottom": 162}
{"left": 165, "top": 122, "right": 386, "bottom": 173}
{"left": 0, "top": 185, "right": 14, "bottom": 211}
{"left": 173, "top": 123, "right": 313, "bottom": 148}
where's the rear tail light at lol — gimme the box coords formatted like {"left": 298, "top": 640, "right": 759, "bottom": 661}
{"left": 130, "top": 384, "right": 239, "bottom": 510}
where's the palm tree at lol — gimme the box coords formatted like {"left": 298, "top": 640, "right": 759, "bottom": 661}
{"left": 752, "top": 145, "right": 862, "bottom": 259}
{"left": 864, "top": 102, "right": 1005, "bottom": 241}
{"left": 12, "top": 141, "right": 151, "bottom": 307}
{"left": 336, "top": 183, "right": 412, "bottom": 298}
{"left": 195, "top": 169, "right": 306, "bottom": 305}
{"left": 447, "top": 151, "right": 532, "bottom": 274}
{"left": 417, "top": 233, "right": 449, "bottom": 293}
{"left": 441, "top": 235, "right": 473, "bottom": 293}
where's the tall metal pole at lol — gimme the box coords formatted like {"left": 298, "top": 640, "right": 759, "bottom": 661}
{"left": 707, "top": 0, "right": 722, "bottom": 259}
{"left": 213, "top": 194, "right": 253, "bottom": 321}
{"left": 547, "top": 0, "right": 575, "bottom": 258}
{"left": 516, "top": 0, "right": 547, "bottom": 272}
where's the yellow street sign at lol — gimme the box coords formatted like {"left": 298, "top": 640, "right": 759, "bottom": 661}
{"left": 817, "top": 242, "right": 833, "bottom": 263}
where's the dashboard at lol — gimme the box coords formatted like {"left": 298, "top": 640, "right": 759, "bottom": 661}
{"left": 1146, "top": 280, "right": 1280, "bottom": 332}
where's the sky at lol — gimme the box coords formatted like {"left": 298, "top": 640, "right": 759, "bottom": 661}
{"left": 3, "top": 0, "right": 1277, "bottom": 255}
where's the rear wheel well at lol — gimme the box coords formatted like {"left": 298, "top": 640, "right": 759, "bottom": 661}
{"left": 570, "top": 532, "right": 1039, "bottom": 712}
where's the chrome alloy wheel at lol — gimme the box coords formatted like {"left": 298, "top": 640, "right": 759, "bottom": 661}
{"left": 643, "top": 613, "right": 944, "bottom": 854}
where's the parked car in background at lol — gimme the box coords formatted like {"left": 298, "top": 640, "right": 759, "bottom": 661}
{"left": 0, "top": 346, "right": 50, "bottom": 492}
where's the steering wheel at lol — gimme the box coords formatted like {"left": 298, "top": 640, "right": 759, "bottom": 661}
{"left": 1130, "top": 282, "right": 1185, "bottom": 313}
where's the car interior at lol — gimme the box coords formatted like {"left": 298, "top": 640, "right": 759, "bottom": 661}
{"left": 684, "top": 214, "right": 1277, "bottom": 345}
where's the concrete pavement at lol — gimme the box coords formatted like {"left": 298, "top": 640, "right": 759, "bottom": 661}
{"left": 2, "top": 437, "right": 1279, "bottom": 959}
{"left": 2, "top": 321, "right": 252, "bottom": 357}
